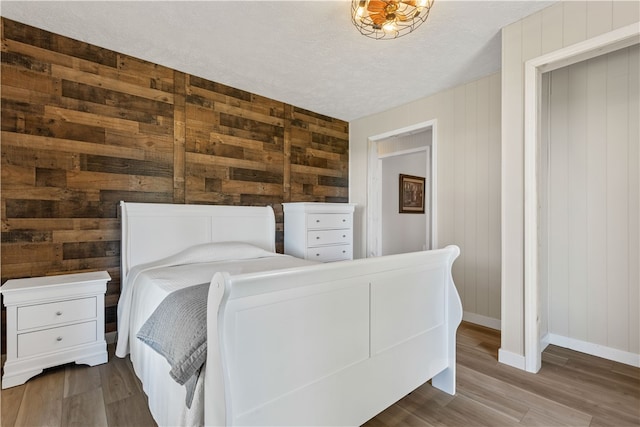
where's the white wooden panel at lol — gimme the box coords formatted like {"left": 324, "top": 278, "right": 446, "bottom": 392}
{"left": 453, "top": 85, "right": 467, "bottom": 310}
{"left": 613, "top": 1, "right": 640, "bottom": 28}
{"left": 539, "top": 74, "right": 551, "bottom": 340}
{"left": 586, "top": 53, "right": 609, "bottom": 347}
{"left": 488, "top": 73, "right": 502, "bottom": 321}
{"left": 522, "top": 11, "right": 542, "bottom": 62}
{"left": 563, "top": 1, "right": 587, "bottom": 47}
{"left": 628, "top": 45, "right": 640, "bottom": 354}
{"left": 475, "top": 77, "right": 490, "bottom": 316}
{"left": 541, "top": 3, "right": 564, "bottom": 54}
{"left": 567, "top": 62, "right": 588, "bottom": 342}
{"left": 501, "top": 20, "right": 525, "bottom": 353}
{"left": 587, "top": 1, "right": 613, "bottom": 38}
{"left": 548, "top": 67, "right": 570, "bottom": 338}
{"left": 464, "top": 82, "right": 478, "bottom": 314}
{"left": 230, "top": 282, "right": 370, "bottom": 417}
{"left": 128, "top": 215, "right": 211, "bottom": 267}
{"left": 371, "top": 267, "right": 445, "bottom": 355}
{"left": 438, "top": 89, "right": 456, "bottom": 249}
{"left": 606, "top": 48, "right": 630, "bottom": 351}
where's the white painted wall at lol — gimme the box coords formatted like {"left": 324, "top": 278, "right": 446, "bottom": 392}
{"left": 539, "top": 45, "right": 639, "bottom": 357}
{"left": 381, "top": 150, "right": 428, "bottom": 255}
{"left": 350, "top": 73, "right": 501, "bottom": 328}
{"left": 501, "top": 0, "right": 639, "bottom": 364}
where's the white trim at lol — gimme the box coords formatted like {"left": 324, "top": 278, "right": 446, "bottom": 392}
{"left": 523, "top": 23, "right": 640, "bottom": 373}
{"left": 366, "top": 120, "right": 438, "bottom": 258}
{"left": 377, "top": 146, "right": 427, "bottom": 159}
{"left": 547, "top": 334, "right": 640, "bottom": 368}
{"left": 498, "top": 348, "right": 526, "bottom": 370}
{"left": 462, "top": 312, "right": 501, "bottom": 331}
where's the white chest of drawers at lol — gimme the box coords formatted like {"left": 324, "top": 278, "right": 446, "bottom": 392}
{"left": 283, "top": 202, "right": 356, "bottom": 262}
{"left": 1, "top": 271, "right": 110, "bottom": 389}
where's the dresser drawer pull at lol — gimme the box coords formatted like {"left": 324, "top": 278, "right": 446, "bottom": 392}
{"left": 316, "top": 220, "right": 320, "bottom": 223}
{"left": 316, "top": 236, "right": 320, "bottom": 239}
{"left": 56, "top": 337, "right": 63, "bottom": 342}
{"left": 316, "top": 253, "right": 320, "bottom": 257}
{"left": 56, "top": 311, "right": 63, "bottom": 316}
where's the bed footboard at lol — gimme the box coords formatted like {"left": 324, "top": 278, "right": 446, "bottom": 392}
{"left": 205, "top": 246, "right": 461, "bottom": 426}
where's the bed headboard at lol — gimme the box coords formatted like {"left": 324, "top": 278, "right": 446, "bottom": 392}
{"left": 120, "top": 202, "right": 276, "bottom": 284}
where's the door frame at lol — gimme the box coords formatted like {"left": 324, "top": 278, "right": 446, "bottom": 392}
{"left": 366, "top": 119, "right": 438, "bottom": 257}
{"left": 523, "top": 23, "right": 639, "bottom": 373}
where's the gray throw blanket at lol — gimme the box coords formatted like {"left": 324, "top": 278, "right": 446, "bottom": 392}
{"left": 137, "top": 282, "right": 209, "bottom": 408}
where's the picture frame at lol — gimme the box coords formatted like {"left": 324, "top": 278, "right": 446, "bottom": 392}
{"left": 399, "top": 174, "right": 425, "bottom": 214}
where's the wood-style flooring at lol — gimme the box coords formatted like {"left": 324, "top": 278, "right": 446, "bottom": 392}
{"left": 1, "top": 322, "right": 638, "bottom": 426}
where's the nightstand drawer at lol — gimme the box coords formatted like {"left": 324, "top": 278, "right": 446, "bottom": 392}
{"left": 308, "top": 213, "right": 352, "bottom": 229}
{"left": 306, "top": 245, "right": 352, "bottom": 262}
{"left": 17, "top": 297, "right": 97, "bottom": 331}
{"left": 18, "top": 321, "right": 97, "bottom": 358}
{"left": 307, "top": 229, "right": 351, "bottom": 246}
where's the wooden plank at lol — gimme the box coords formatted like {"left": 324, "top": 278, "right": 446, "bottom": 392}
{"left": 173, "top": 71, "right": 186, "bottom": 203}
{"left": 51, "top": 64, "right": 173, "bottom": 103}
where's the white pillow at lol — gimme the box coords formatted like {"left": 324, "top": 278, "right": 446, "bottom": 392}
{"left": 161, "top": 241, "right": 275, "bottom": 266}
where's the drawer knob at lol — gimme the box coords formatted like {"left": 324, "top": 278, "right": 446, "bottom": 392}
{"left": 342, "top": 250, "right": 346, "bottom": 253}
{"left": 316, "top": 220, "right": 320, "bottom": 223}
{"left": 342, "top": 219, "right": 346, "bottom": 222}
{"left": 342, "top": 235, "right": 346, "bottom": 238}
{"left": 316, "top": 236, "right": 320, "bottom": 240}
{"left": 56, "top": 311, "right": 63, "bottom": 316}
{"left": 316, "top": 253, "right": 320, "bottom": 257}
{"left": 56, "top": 337, "right": 63, "bottom": 342}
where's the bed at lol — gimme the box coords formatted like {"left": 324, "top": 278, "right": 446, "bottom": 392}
{"left": 116, "top": 201, "right": 462, "bottom": 426}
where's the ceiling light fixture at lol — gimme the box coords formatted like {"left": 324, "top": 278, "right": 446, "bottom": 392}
{"left": 351, "top": 0, "right": 434, "bottom": 40}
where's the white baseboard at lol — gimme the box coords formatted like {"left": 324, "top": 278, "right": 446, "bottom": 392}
{"left": 498, "top": 348, "right": 526, "bottom": 370}
{"left": 463, "top": 312, "right": 501, "bottom": 330}
{"left": 547, "top": 333, "right": 640, "bottom": 368}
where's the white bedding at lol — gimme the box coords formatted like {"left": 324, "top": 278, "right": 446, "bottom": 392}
{"left": 114, "top": 242, "right": 315, "bottom": 426}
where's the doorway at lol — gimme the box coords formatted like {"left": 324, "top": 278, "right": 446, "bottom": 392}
{"left": 367, "top": 120, "right": 437, "bottom": 257}
{"left": 523, "top": 24, "right": 639, "bottom": 373}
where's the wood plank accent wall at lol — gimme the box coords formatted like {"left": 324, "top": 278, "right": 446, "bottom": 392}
{"left": 0, "top": 18, "right": 349, "bottom": 350}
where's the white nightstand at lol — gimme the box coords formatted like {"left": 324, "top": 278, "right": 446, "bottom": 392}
{"left": 1, "top": 271, "right": 110, "bottom": 389}
{"left": 283, "top": 202, "right": 356, "bottom": 262}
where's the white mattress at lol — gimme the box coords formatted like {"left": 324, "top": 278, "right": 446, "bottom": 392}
{"left": 115, "top": 246, "right": 314, "bottom": 427}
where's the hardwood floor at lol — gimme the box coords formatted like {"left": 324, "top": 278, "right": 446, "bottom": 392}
{"left": 2, "top": 322, "right": 638, "bottom": 426}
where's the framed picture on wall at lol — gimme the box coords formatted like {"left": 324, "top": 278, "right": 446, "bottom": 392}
{"left": 399, "top": 174, "right": 425, "bottom": 214}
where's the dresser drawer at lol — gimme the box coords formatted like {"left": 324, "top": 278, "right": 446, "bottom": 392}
{"left": 17, "top": 297, "right": 97, "bottom": 331}
{"left": 306, "top": 245, "right": 352, "bottom": 262}
{"left": 18, "top": 321, "right": 97, "bottom": 358}
{"left": 307, "top": 229, "right": 351, "bottom": 247}
{"left": 307, "top": 213, "right": 352, "bottom": 230}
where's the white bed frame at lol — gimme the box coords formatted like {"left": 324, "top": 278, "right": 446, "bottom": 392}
{"left": 120, "top": 202, "right": 462, "bottom": 426}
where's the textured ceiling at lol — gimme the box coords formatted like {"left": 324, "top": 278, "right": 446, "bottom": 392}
{"left": 1, "top": 1, "right": 555, "bottom": 121}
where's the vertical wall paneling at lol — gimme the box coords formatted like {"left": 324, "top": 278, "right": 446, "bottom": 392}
{"left": 475, "top": 78, "right": 490, "bottom": 317}
{"left": 350, "top": 72, "right": 502, "bottom": 329}
{"left": 545, "top": 45, "right": 639, "bottom": 355}
{"left": 502, "top": 0, "right": 640, "bottom": 364}
{"left": 453, "top": 85, "right": 467, "bottom": 312}
{"left": 488, "top": 73, "right": 501, "bottom": 321}
{"left": 586, "top": 52, "right": 609, "bottom": 347}
{"left": 627, "top": 45, "right": 639, "bottom": 354}
{"left": 463, "top": 83, "right": 478, "bottom": 314}
{"left": 0, "top": 18, "right": 349, "bottom": 350}
{"left": 605, "top": 48, "right": 630, "bottom": 351}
